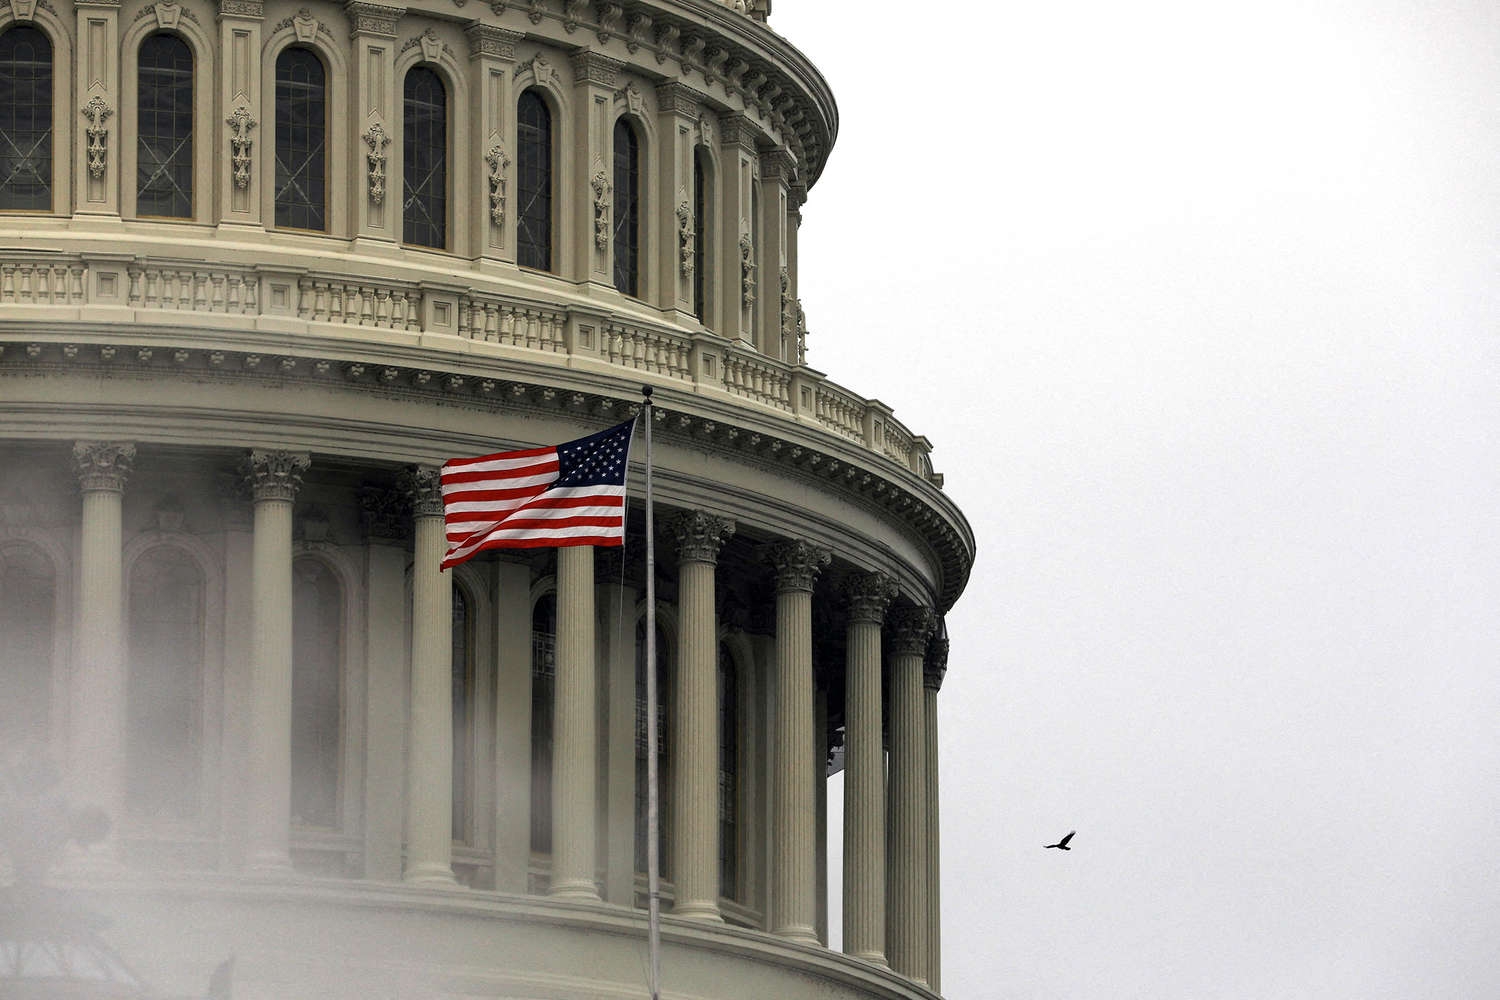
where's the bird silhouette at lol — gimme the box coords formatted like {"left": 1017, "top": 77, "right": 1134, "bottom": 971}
{"left": 1044, "top": 831, "right": 1075, "bottom": 850}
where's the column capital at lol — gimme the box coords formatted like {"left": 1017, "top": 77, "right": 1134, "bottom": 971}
{"left": 244, "top": 449, "right": 310, "bottom": 503}
{"left": 465, "top": 22, "right": 524, "bottom": 60}
{"left": 924, "top": 633, "right": 949, "bottom": 692}
{"left": 763, "top": 539, "right": 829, "bottom": 594}
{"left": 400, "top": 465, "right": 445, "bottom": 518}
{"left": 760, "top": 147, "right": 797, "bottom": 183}
{"left": 571, "top": 50, "right": 624, "bottom": 87}
{"left": 667, "top": 510, "right": 735, "bottom": 565}
{"left": 344, "top": 0, "right": 402, "bottom": 36}
{"left": 655, "top": 81, "right": 706, "bottom": 118}
{"left": 888, "top": 605, "right": 936, "bottom": 657}
{"left": 843, "top": 571, "right": 896, "bottom": 625}
{"left": 218, "top": 0, "right": 265, "bottom": 19}
{"left": 72, "top": 442, "right": 135, "bottom": 493}
{"left": 719, "top": 113, "right": 764, "bottom": 154}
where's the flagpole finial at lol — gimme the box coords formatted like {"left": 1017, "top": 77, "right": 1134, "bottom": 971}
{"left": 641, "top": 384, "right": 653, "bottom": 401}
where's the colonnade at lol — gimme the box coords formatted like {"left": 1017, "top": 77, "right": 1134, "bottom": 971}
{"left": 61, "top": 441, "right": 947, "bottom": 987}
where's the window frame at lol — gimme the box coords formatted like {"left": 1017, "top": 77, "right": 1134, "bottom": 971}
{"left": 272, "top": 44, "right": 329, "bottom": 234}
{"left": 401, "top": 63, "right": 450, "bottom": 251}
{"left": 0, "top": 23, "right": 57, "bottom": 214}
{"left": 515, "top": 86, "right": 555, "bottom": 273}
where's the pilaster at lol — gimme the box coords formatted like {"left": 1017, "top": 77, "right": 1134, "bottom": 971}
{"left": 763, "top": 538, "right": 828, "bottom": 943}
{"left": 655, "top": 83, "right": 704, "bottom": 323}
{"left": 347, "top": 2, "right": 403, "bottom": 247}
{"left": 244, "top": 448, "right": 309, "bottom": 873}
{"left": 216, "top": 0, "right": 266, "bottom": 230}
{"left": 668, "top": 511, "right": 735, "bottom": 921}
{"left": 886, "top": 604, "right": 935, "bottom": 983}
{"left": 550, "top": 544, "right": 599, "bottom": 899}
{"left": 402, "top": 466, "right": 457, "bottom": 885}
{"left": 74, "top": 0, "right": 120, "bottom": 217}
{"left": 466, "top": 24, "right": 524, "bottom": 264}
{"left": 759, "top": 148, "right": 794, "bottom": 359}
{"left": 69, "top": 441, "right": 133, "bottom": 861}
{"left": 570, "top": 52, "right": 624, "bottom": 290}
{"left": 718, "top": 115, "right": 762, "bottom": 344}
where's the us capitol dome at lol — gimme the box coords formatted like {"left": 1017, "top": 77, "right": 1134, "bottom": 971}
{"left": 0, "top": 0, "right": 975, "bottom": 996}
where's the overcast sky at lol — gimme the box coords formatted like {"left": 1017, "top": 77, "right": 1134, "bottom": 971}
{"left": 772, "top": 2, "right": 1500, "bottom": 997}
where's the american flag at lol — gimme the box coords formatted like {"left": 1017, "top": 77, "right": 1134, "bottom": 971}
{"left": 439, "top": 419, "right": 635, "bottom": 568}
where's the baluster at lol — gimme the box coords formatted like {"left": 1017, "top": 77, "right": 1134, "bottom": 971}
{"left": 375, "top": 288, "right": 390, "bottom": 327}
{"left": 125, "top": 267, "right": 141, "bottom": 306}
{"left": 1, "top": 263, "right": 15, "bottom": 302}
{"left": 71, "top": 266, "right": 85, "bottom": 304}
{"left": 18, "top": 263, "right": 33, "bottom": 303}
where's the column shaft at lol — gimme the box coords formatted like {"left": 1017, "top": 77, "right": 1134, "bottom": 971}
{"left": 550, "top": 545, "right": 598, "bottom": 898}
{"left": 924, "top": 633, "right": 949, "bottom": 992}
{"left": 842, "top": 571, "right": 894, "bottom": 963}
{"left": 887, "top": 607, "right": 935, "bottom": 983}
{"left": 405, "top": 471, "right": 456, "bottom": 884}
{"left": 673, "top": 557, "right": 720, "bottom": 919}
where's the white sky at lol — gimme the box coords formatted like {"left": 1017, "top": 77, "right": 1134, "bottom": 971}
{"left": 771, "top": 2, "right": 1500, "bottom": 997}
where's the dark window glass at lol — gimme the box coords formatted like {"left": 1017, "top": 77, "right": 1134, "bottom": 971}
{"left": 292, "top": 558, "right": 341, "bottom": 829}
{"left": 718, "top": 643, "right": 738, "bottom": 900}
{"left": 516, "top": 89, "right": 552, "bottom": 271}
{"left": 452, "top": 586, "right": 471, "bottom": 843}
{"left": 403, "top": 67, "right": 447, "bottom": 249}
{"left": 127, "top": 547, "right": 203, "bottom": 822}
{"left": 136, "top": 33, "right": 192, "bottom": 218}
{"left": 612, "top": 118, "right": 640, "bottom": 297}
{"left": 693, "top": 150, "right": 708, "bottom": 323}
{"left": 634, "top": 620, "right": 672, "bottom": 879}
{"left": 274, "top": 47, "right": 326, "bottom": 231}
{"left": 0, "top": 26, "right": 53, "bottom": 211}
{"left": 530, "top": 594, "right": 556, "bottom": 857}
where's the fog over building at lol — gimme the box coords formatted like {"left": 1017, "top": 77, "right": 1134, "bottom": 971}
{"left": 0, "top": 0, "right": 973, "bottom": 996}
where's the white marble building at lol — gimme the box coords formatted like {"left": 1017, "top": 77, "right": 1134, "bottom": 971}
{"left": 0, "top": 0, "right": 974, "bottom": 996}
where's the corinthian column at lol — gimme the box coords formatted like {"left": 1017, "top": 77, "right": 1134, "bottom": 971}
{"left": 924, "top": 628, "right": 949, "bottom": 993}
{"left": 71, "top": 441, "right": 135, "bottom": 854}
{"left": 764, "top": 539, "right": 829, "bottom": 943}
{"left": 668, "top": 511, "right": 736, "bottom": 920}
{"left": 403, "top": 466, "right": 457, "bottom": 885}
{"left": 245, "top": 449, "right": 309, "bottom": 873}
{"left": 842, "top": 571, "right": 897, "bottom": 964}
{"left": 550, "top": 545, "right": 599, "bottom": 899}
{"left": 886, "top": 604, "right": 935, "bottom": 983}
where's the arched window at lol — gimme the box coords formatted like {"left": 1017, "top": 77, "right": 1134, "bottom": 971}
{"left": 718, "top": 642, "right": 738, "bottom": 900}
{"left": 402, "top": 66, "right": 447, "bottom": 249}
{"left": 292, "top": 558, "right": 341, "bottom": 829}
{"left": 0, "top": 542, "right": 55, "bottom": 749}
{"left": 530, "top": 592, "right": 556, "bottom": 858}
{"left": 136, "top": 33, "right": 192, "bottom": 218}
{"left": 693, "top": 149, "right": 709, "bottom": 323}
{"left": 274, "top": 46, "right": 326, "bottom": 231}
{"left": 126, "top": 547, "right": 203, "bottom": 822}
{"left": 612, "top": 118, "right": 640, "bottom": 297}
{"left": 634, "top": 619, "right": 672, "bottom": 878}
{"left": 0, "top": 26, "right": 53, "bottom": 211}
{"left": 452, "top": 585, "right": 472, "bottom": 843}
{"left": 516, "top": 89, "right": 552, "bottom": 272}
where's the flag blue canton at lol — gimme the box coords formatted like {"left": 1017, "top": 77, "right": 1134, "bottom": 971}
{"left": 556, "top": 420, "right": 633, "bottom": 488}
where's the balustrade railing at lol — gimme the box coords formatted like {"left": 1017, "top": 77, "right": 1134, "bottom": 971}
{"left": 1, "top": 252, "right": 937, "bottom": 483}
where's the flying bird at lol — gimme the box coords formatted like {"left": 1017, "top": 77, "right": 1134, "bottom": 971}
{"left": 1044, "top": 831, "right": 1075, "bottom": 851}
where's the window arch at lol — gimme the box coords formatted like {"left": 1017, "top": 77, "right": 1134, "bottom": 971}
{"left": 530, "top": 592, "right": 556, "bottom": 858}
{"left": 402, "top": 66, "right": 447, "bottom": 249}
{"left": 0, "top": 540, "right": 55, "bottom": 749}
{"left": 274, "top": 46, "right": 326, "bottom": 231}
{"left": 718, "top": 641, "right": 739, "bottom": 900}
{"left": 126, "top": 545, "right": 203, "bottom": 822}
{"left": 612, "top": 118, "right": 640, "bottom": 297}
{"left": 693, "top": 148, "right": 710, "bottom": 323}
{"left": 135, "top": 32, "right": 192, "bottom": 218}
{"left": 292, "top": 557, "right": 342, "bottom": 829}
{"left": 0, "top": 26, "right": 53, "bottom": 211}
{"left": 516, "top": 88, "right": 552, "bottom": 272}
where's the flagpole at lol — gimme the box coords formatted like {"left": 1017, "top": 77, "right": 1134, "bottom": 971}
{"left": 641, "top": 385, "right": 661, "bottom": 1000}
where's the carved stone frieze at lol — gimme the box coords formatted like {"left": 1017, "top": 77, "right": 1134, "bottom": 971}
{"left": 80, "top": 97, "right": 112, "bottom": 179}
{"left": 244, "top": 450, "right": 310, "bottom": 502}
{"left": 571, "top": 50, "right": 622, "bottom": 88}
{"left": 654, "top": 82, "right": 699, "bottom": 119}
{"left": 667, "top": 511, "right": 734, "bottom": 565}
{"left": 225, "top": 106, "right": 257, "bottom": 189}
{"left": 887, "top": 605, "right": 936, "bottom": 657}
{"left": 344, "top": 0, "right": 400, "bottom": 36}
{"left": 763, "top": 539, "right": 829, "bottom": 594}
{"left": 719, "top": 113, "right": 760, "bottom": 154}
{"left": 466, "top": 23, "right": 523, "bottom": 59}
{"left": 217, "top": 0, "right": 262, "bottom": 17}
{"left": 843, "top": 571, "right": 896, "bottom": 625}
{"left": 72, "top": 441, "right": 135, "bottom": 493}
{"left": 400, "top": 465, "right": 445, "bottom": 518}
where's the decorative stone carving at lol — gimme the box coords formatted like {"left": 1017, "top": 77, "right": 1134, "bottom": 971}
{"left": 244, "top": 450, "right": 309, "bottom": 502}
{"left": 676, "top": 201, "right": 693, "bottom": 277}
{"left": 562, "top": 0, "right": 586, "bottom": 32}
{"left": 357, "top": 485, "right": 410, "bottom": 541}
{"left": 218, "top": 0, "right": 262, "bottom": 16}
{"left": 704, "top": 47, "right": 729, "bottom": 87}
{"left": 363, "top": 122, "right": 390, "bottom": 204}
{"left": 345, "top": 1, "right": 400, "bottom": 35}
{"left": 779, "top": 266, "right": 792, "bottom": 353}
{"left": 526, "top": 0, "right": 544, "bottom": 24}
{"left": 291, "top": 6, "right": 317, "bottom": 41}
{"left": 72, "top": 441, "right": 135, "bottom": 493}
{"left": 763, "top": 539, "right": 829, "bottom": 594}
{"left": 681, "top": 34, "right": 705, "bottom": 75}
{"left": 466, "top": 23, "right": 522, "bottom": 59}
{"left": 225, "top": 106, "right": 256, "bottom": 189}
{"left": 653, "top": 23, "right": 678, "bottom": 64}
{"left": 399, "top": 465, "right": 444, "bottom": 518}
{"left": 626, "top": 11, "right": 651, "bottom": 53}
{"left": 153, "top": 0, "right": 181, "bottom": 28}
{"left": 617, "top": 82, "right": 644, "bottom": 118}
{"left": 80, "top": 97, "right": 112, "bottom": 179}
{"left": 596, "top": 2, "right": 621, "bottom": 43}
{"left": 10, "top": 0, "right": 36, "bottom": 21}
{"left": 591, "top": 170, "right": 612, "bottom": 252}
{"left": 667, "top": 511, "right": 735, "bottom": 565}
{"left": 924, "top": 630, "right": 949, "bottom": 692}
{"left": 572, "top": 51, "right": 621, "bottom": 87}
{"left": 515, "top": 53, "right": 560, "bottom": 87}
{"left": 739, "top": 232, "right": 755, "bottom": 307}
{"left": 888, "top": 605, "right": 937, "bottom": 657}
{"left": 844, "top": 571, "right": 897, "bottom": 625}
{"left": 795, "top": 298, "right": 808, "bottom": 364}
{"left": 485, "top": 143, "right": 509, "bottom": 229}
{"left": 698, "top": 114, "right": 713, "bottom": 148}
